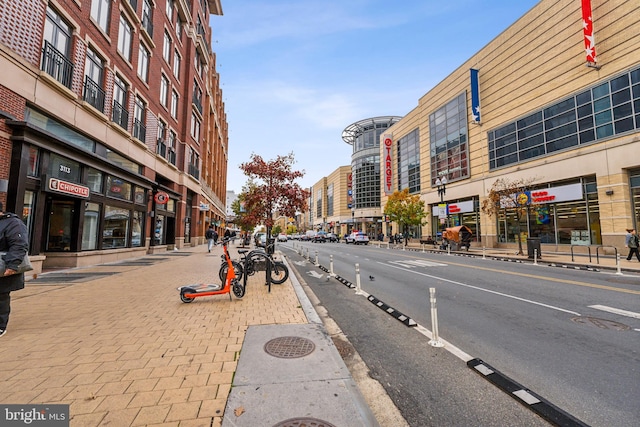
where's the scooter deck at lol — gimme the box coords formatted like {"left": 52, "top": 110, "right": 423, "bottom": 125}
{"left": 178, "top": 283, "right": 223, "bottom": 294}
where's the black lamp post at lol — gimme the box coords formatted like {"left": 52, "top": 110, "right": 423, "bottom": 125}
{"left": 435, "top": 176, "right": 447, "bottom": 229}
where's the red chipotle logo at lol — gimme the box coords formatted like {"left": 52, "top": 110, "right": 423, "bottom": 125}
{"left": 383, "top": 136, "right": 393, "bottom": 194}
{"left": 49, "top": 178, "right": 90, "bottom": 198}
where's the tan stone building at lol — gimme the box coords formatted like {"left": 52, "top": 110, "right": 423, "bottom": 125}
{"left": 381, "top": 0, "right": 640, "bottom": 252}
{"left": 307, "top": 165, "right": 355, "bottom": 238}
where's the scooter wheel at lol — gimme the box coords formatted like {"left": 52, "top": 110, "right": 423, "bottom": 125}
{"left": 232, "top": 282, "right": 245, "bottom": 299}
{"left": 219, "top": 261, "right": 244, "bottom": 282}
{"left": 180, "top": 288, "right": 195, "bottom": 303}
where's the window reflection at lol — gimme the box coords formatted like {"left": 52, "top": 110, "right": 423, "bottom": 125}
{"left": 103, "top": 205, "right": 129, "bottom": 248}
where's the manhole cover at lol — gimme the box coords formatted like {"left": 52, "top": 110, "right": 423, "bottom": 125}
{"left": 571, "top": 316, "right": 631, "bottom": 331}
{"left": 272, "top": 417, "right": 336, "bottom": 427}
{"left": 264, "top": 336, "right": 315, "bottom": 358}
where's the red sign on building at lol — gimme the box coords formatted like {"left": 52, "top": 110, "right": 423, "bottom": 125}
{"left": 383, "top": 135, "right": 393, "bottom": 195}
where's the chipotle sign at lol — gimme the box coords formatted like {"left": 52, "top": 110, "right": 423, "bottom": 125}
{"left": 48, "top": 177, "right": 90, "bottom": 199}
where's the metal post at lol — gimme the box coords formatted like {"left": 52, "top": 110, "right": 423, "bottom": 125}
{"left": 428, "top": 288, "right": 444, "bottom": 347}
{"left": 447, "top": 244, "right": 451, "bottom": 256}
{"left": 533, "top": 248, "right": 538, "bottom": 265}
{"left": 330, "top": 255, "right": 335, "bottom": 277}
{"left": 482, "top": 246, "right": 486, "bottom": 260}
{"left": 421, "top": 243, "right": 425, "bottom": 253}
{"left": 315, "top": 251, "right": 319, "bottom": 266}
{"left": 616, "top": 253, "right": 623, "bottom": 275}
{"left": 355, "top": 263, "right": 365, "bottom": 295}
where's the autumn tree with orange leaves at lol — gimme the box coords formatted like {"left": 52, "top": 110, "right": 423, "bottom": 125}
{"left": 239, "top": 153, "right": 310, "bottom": 248}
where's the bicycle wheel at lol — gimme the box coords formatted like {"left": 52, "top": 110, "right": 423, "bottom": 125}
{"left": 218, "top": 261, "right": 243, "bottom": 282}
{"left": 270, "top": 261, "right": 289, "bottom": 284}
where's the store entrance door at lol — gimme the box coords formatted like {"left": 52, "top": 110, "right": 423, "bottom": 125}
{"left": 46, "top": 199, "right": 77, "bottom": 252}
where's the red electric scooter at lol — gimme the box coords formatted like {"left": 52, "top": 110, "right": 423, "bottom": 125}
{"left": 178, "top": 238, "right": 245, "bottom": 303}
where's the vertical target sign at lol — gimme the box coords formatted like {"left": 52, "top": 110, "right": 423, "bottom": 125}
{"left": 383, "top": 135, "right": 393, "bottom": 195}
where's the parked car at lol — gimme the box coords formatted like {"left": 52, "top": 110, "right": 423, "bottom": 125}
{"left": 326, "top": 233, "right": 338, "bottom": 242}
{"left": 277, "top": 234, "right": 288, "bottom": 242}
{"left": 345, "top": 232, "right": 369, "bottom": 245}
{"left": 254, "top": 232, "right": 266, "bottom": 247}
{"left": 312, "top": 231, "right": 327, "bottom": 243}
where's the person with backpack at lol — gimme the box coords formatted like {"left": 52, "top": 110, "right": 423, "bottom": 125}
{"left": 625, "top": 228, "right": 640, "bottom": 262}
{"left": 205, "top": 225, "right": 216, "bottom": 253}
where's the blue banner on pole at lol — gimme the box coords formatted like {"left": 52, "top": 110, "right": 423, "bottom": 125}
{"left": 470, "top": 68, "right": 481, "bottom": 123}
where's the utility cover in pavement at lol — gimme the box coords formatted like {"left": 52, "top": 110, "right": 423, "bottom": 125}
{"left": 264, "top": 336, "right": 315, "bottom": 358}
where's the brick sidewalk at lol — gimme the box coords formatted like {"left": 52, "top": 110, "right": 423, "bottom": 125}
{"left": 0, "top": 245, "right": 307, "bottom": 426}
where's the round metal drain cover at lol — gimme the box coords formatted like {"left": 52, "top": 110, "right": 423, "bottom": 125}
{"left": 272, "top": 417, "right": 336, "bottom": 427}
{"left": 264, "top": 336, "right": 315, "bottom": 358}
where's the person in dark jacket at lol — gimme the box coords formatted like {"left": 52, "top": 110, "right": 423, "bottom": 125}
{"left": 0, "top": 201, "right": 30, "bottom": 337}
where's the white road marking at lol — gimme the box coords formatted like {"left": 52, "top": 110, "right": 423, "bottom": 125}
{"left": 588, "top": 305, "right": 640, "bottom": 319}
{"left": 379, "top": 261, "right": 582, "bottom": 316}
{"left": 307, "top": 271, "right": 324, "bottom": 279}
{"left": 389, "top": 259, "right": 447, "bottom": 268}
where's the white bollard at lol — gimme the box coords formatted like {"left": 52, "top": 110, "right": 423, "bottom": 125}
{"left": 330, "top": 255, "right": 335, "bottom": 277}
{"left": 447, "top": 244, "right": 451, "bottom": 256}
{"left": 421, "top": 243, "right": 425, "bottom": 253}
{"left": 355, "top": 263, "right": 366, "bottom": 295}
{"left": 533, "top": 248, "right": 538, "bottom": 265}
{"left": 616, "top": 253, "right": 623, "bottom": 275}
{"left": 428, "top": 288, "right": 444, "bottom": 347}
{"left": 482, "top": 246, "right": 486, "bottom": 260}
{"left": 315, "top": 251, "right": 319, "bottom": 266}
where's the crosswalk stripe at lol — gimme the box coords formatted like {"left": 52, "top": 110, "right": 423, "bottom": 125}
{"left": 589, "top": 305, "right": 640, "bottom": 319}
{"left": 388, "top": 259, "right": 447, "bottom": 268}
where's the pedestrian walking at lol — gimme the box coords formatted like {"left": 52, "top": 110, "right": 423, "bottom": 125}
{"left": 0, "top": 201, "right": 30, "bottom": 338}
{"left": 625, "top": 228, "right": 640, "bottom": 261}
{"left": 205, "top": 225, "right": 216, "bottom": 252}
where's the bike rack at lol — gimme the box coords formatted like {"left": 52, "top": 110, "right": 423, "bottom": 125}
{"left": 570, "top": 244, "right": 618, "bottom": 264}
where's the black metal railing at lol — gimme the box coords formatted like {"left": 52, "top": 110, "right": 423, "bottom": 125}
{"left": 142, "top": 14, "right": 154, "bottom": 37}
{"left": 156, "top": 139, "right": 167, "bottom": 157}
{"left": 41, "top": 40, "right": 74, "bottom": 89}
{"left": 83, "top": 76, "right": 106, "bottom": 112}
{"left": 112, "top": 101, "right": 129, "bottom": 130}
{"left": 133, "top": 118, "right": 146, "bottom": 141}
{"left": 188, "top": 164, "right": 200, "bottom": 180}
{"left": 167, "top": 149, "right": 176, "bottom": 165}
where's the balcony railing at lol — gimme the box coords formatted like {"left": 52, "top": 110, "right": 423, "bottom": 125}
{"left": 167, "top": 149, "right": 176, "bottom": 166}
{"left": 142, "top": 14, "right": 154, "bottom": 37}
{"left": 41, "top": 40, "right": 74, "bottom": 89}
{"left": 112, "top": 101, "right": 129, "bottom": 130}
{"left": 156, "top": 139, "right": 167, "bottom": 157}
{"left": 188, "top": 163, "right": 200, "bottom": 180}
{"left": 133, "top": 118, "right": 146, "bottom": 141}
{"left": 83, "top": 76, "right": 106, "bottom": 112}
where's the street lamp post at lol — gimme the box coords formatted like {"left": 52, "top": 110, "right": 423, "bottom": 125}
{"left": 351, "top": 208, "right": 355, "bottom": 233}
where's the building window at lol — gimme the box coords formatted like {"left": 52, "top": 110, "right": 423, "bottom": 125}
{"left": 112, "top": 75, "right": 129, "bottom": 129}
{"left": 165, "top": 0, "right": 174, "bottom": 21}
{"left": 142, "top": 0, "right": 154, "bottom": 37}
{"left": 133, "top": 96, "right": 146, "bottom": 141}
{"left": 327, "top": 184, "right": 334, "bottom": 216}
{"left": 173, "top": 50, "right": 181, "bottom": 79}
{"left": 190, "top": 111, "right": 201, "bottom": 141}
{"left": 42, "top": 6, "right": 73, "bottom": 88}
{"left": 353, "top": 155, "right": 380, "bottom": 209}
{"left": 103, "top": 205, "right": 130, "bottom": 248}
{"left": 171, "top": 89, "right": 178, "bottom": 118}
{"left": 160, "top": 74, "right": 169, "bottom": 107}
{"left": 83, "top": 47, "right": 105, "bottom": 112}
{"left": 489, "top": 65, "right": 640, "bottom": 170}
{"left": 397, "top": 129, "right": 420, "bottom": 193}
{"left": 157, "top": 120, "right": 167, "bottom": 157}
{"left": 192, "top": 80, "right": 202, "bottom": 114}
{"left": 82, "top": 202, "right": 100, "bottom": 250}
{"left": 176, "top": 18, "right": 183, "bottom": 40}
{"left": 118, "top": 14, "right": 133, "bottom": 61}
{"left": 137, "top": 43, "right": 150, "bottom": 82}
{"left": 429, "top": 92, "right": 469, "bottom": 185}
{"left": 168, "top": 130, "right": 177, "bottom": 165}
{"left": 87, "top": 168, "right": 103, "bottom": 193}
{"left": 163, "top": 30, "right": 172, "bottom": 63}
{"left": 106, "top": 175, "right": 133, "bottom": 201}
{"left": 188, "top": 147, "right": 200, "bottom": 179}
{"left": 90, "top": 0, "right": 111, "bottom": 33}
{"left": 316, "top": 189, "right": 323, "bottom": 218}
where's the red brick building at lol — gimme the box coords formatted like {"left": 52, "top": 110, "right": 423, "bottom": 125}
{"left": 0, "top": 0, "right": 228, "bottom": 270}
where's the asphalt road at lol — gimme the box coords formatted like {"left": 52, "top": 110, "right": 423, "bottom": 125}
{"left": 280, "top": 240, "right": 640, "bottom": 427}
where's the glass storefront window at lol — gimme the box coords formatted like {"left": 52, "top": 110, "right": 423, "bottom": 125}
{"left": 49, "top": 153, "right": 81, "bottom": 182}
{"left": 87, "top": 168, "right": 103, "bottom": 193}
{"left": 82, "top": 202, "right": 100, "bottom": 250}
{"left": 528, "top": 205, "right": 556, "bottom": 244}
{"left": 106, "top": 175, "right": 132, "bottom": 200}
{"left": 28, "top": 146, "right": 39, "bottom": 176}
{"left": 132, "top": 210, "right": 144, "bottom": 247}
{"left": 166, "top": 199, "right": 175, "bottom": 212}
{"left": 154, "top": 214, "right": 165, "bottom": 245}
{"left": 22, "top": 191, "right": 36, "bottom": 250}
{"left": 103, "top": 205, "right": 129, "bottom": 248}
{"left": 134, "top": 186, "right": 146, "bottom": 204}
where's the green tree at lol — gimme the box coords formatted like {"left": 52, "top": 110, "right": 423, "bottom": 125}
{"left": 481, "top": 177, "right": 540, "bottom": 255}
{"left": 384, "top": 189, "right": 428, "bottom": 246}
{"left": 239, "top": 153, "right": 310, "bottom": 248}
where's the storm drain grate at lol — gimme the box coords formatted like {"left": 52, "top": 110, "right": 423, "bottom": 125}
{"left": 264, "top": 336, "right": 315, "bottom": 359}
{"left": 30, "top": 272, "right": 118, "bottom": 284}
{"left": 113, "top": 259, "right": 160, "bottom": 266}
{"left": 272, "top": 417, "right": 336, "bottom": 427}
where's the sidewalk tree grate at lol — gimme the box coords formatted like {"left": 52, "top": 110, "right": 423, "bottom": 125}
{"left": 29, "top": 272, "right": 118, "bottom": 284}
{"left": 264, "top": 336, "right": 315, "bottom": 358}
{"left": 272, "top": 417, "right": 336, "bottom": 427}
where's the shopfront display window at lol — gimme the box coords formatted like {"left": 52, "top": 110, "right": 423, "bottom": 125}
{"left": 22, "top": 191, "right": 36, "bottom": 250}
{"left": 87, "top": 168, "right": 103, "bottom": 193}
{"left": 49, "top": 153, "right": 81, "bottom": 182}
{"left": 134, "top": 186, "right": 146, "bottom": 205}
{"left": 106, "top": 175, "right": 132, "bottom": 201}
{"left": 103, "top": 205, "right": 129, "bottom": 248}
{"left": 47, "top": 200, "right": 74, "bottom": 251}
{"left": 28, "top": 146, "right": 39, "bottom": 177}
{"left": 154, "top": 214, "right": 165, "bottom": 245}
{"left": 132, "top": 211, "right": 144, "bottom": 247}
{"left": 82, "top": 202, "right": 100, "bottom": 250}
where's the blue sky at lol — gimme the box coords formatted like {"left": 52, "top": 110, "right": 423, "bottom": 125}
{"left": 210, "top": 0, "right": 540, "bottom": 194}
